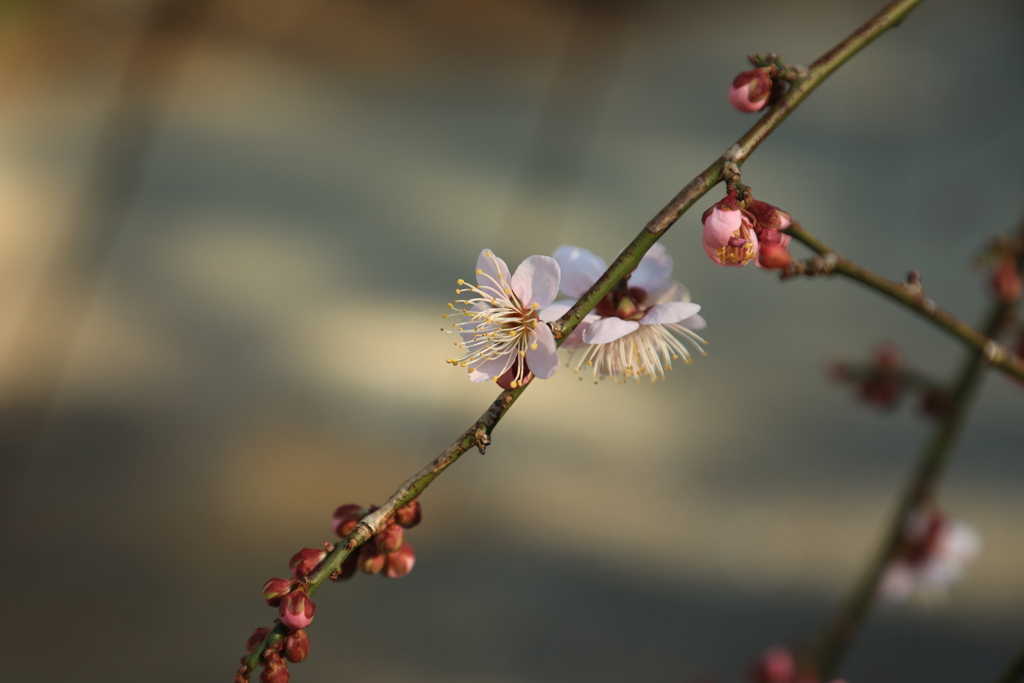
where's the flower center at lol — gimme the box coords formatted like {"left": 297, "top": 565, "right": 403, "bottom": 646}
{"left": 594, "top": 286, "right": 648, "bottom": 321}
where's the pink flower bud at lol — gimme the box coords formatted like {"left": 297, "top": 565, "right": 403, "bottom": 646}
{"left": 331, "top": 504, "right": 364, "bottom": 538}
{"left": 729, "top": 67, "right": 773, "bottom": 113}
{"left": 375, "top": 521, "right": 405, "bottom": 554}
{"left": 991, "top": 260, "right": 1022, "bottom": 303}
{"left": 749, "top": 199, "right": 793, "bottom": 233}
{"left": 757, "top": 242, "right": 792, "bottom": 270}
{"left": 283, "top": 629, "right": 310, "bottom": 663}
{"left": 702, "top": 199, "right": 758, "bottom": 267}
{"left": 288, "top": 548, "right": 327, "bottom": 580}
{"left": 260, "top": 653, "right": 290, "bottom": 683}
{"left": 246, "top": 627, "right": 271, "bottom": 653}
{"left": 279, "top": 590, "right": 316, "bottom": 630}
{"left": 394, "top": 500, "right": 422, "bottom": 529}
{"left": 262, "top": 578, "right": 293, "bottom": 607}
{"left": 234, "top": 664, "right": 253, "bottom": 683}
{"left": 750, "top": 646, "right": 796, "bottom": 683}
{"left": 384, "top": 543, "right": 416, "bottom": 578}
{"left": 358, "top": 543, "right": 386, "bottom": 574}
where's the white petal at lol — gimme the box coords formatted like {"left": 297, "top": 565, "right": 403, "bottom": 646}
{"left": 475, "top": 249, "right": 512, "bottom": 296}
{"left": 552, "top": 245, "right": 606, "bottom": 298}
{"left": 878, "top": 563, "right": 917, "bottom": 603}
{"left": 639, "top": 302, "right": 701, "bottom": 325}
{"left": 631, "top": 243, "right": 673, "bottom": 294}
{"left": 539, "top": 300, "right": 574, "bottom": 322}
{"left": 525, "top": 324, "right": 559, "bottom": 379}
{"left": 468, "top": 354, "right": 511, "bottom": 382}
{"left": 511, "top": 255, "right": 560, "bottom": 308}
{"left": 941, "top": 521, "right": 982, "bottom": 562}
{"left": 648, "top": 280, "right": 691, "bottom": 305}
{"left": 680, "top": 313, "right": 707, "bottom": 330}
{"left": 561, "top": 321, "right": 592, "bottom": 350}
{"left": 582, "top": 317, "right": 639, "bottom": 344}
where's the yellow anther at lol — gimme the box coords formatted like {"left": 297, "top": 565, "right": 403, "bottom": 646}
{"left": 476, "top": 269, "right": 483, "bottom": 275}
{"left": 503, "top": 288, "right": 511, "bottom": 294}
{"left": 531, "top": 302, "right": 539, "bottom": 309}
{"left": 447, "top": 303, "right": 454, "bottom": 309}
{"left": 457, "top": 279, "right": 465, "bottom": 285}
{"left": 530, "top": 343, "right": 538, "bottom": 350}
{"left": 460, "top": 362, "right": 468, "bottom": 367}
{"left": 519, "top": 351, "right": 526, "bottom": 357}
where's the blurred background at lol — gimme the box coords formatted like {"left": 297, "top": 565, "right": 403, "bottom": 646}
{"left": 1, "top": 0, "right": 1023, "bottom": 681}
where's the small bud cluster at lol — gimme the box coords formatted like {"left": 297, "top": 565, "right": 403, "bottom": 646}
{"left": 239, "top": 500, "right": 424, "bottom": 681}
{"left": 829, "top": 344, "right": 948, "bottom": 418}
{"left": 702, "top": 188, "right": 793, "bottom": 269}
{"left": 728, "top": 54, "right": 799, "bottom": 114}
{"left": 748, "top": 646, "right": 847, "bottom": 683}
{"left": 975, "top": 234, "right": 1023, "bottom": 304}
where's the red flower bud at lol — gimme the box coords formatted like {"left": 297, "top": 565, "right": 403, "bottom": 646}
{"left": 729, "top": 67, "right": 773, "bottom": 113}
{"left": 384, "top": 543, "right": 416, "bottom": 578}
{"left": 288, "top": 548, "right": 327, "bottom": 580}
{"left": 375, "top": 521, "right": 405, "bottom": 554}
{"left": 702, "top": 196, "right": 758, "bottom": 267}
{"left": 246, "top": 627, "right": 271, "bottom": 653}
{"left": 260, "top": 653, "right": 290, "bottom": 683}
{"left": 234, "top": 664, "right": 253, "bottom": 683}
{"left": 262, "top": 578, "right": 293, "bottom": 607}
{"left": 757, "top": 243, "right": 792, "bottom": 270}
{"left": 394, "top": 500, "right": 422, "bottom": 528}
{"left": 991, "top": 260, "right": 1022, "bottom": 303}
{"left": 748, "top": 199, "right": 793, "bottom": 233}
{"left": 279, "top": 591, "right": 316, "bottom": 630}
{"left": 331, "top": 504, "right": 364, "bottom": 538}
{"left": 283, "top": 629, "right": 310, "bottom": 663}
{"left": 358, "top": 543, "right": 386, "bottom": 574}
{"left": 750, "top": 646, "right": 796, "bottom": 683}
{"left": 872, "top": 344, "right": 902, "bottom": 371}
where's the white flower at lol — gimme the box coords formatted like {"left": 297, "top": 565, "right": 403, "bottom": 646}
{"left": 444, "top": 249, "right": 561, "bottom": 389}
{"left": 878, "top": 509, "right": 981, "bottom": 603}
{"left": 540, "top": 244, "right": 706, "bottom": 384}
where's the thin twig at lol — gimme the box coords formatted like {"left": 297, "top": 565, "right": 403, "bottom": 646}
{"left": 240, "top": 0, "right": 929, "bottom": 673}
{"left": 781, "top": 222, "right": 1024, "bottom": 382}
{"left": 810, "top": 223, "right": 1024, "bottom": 679}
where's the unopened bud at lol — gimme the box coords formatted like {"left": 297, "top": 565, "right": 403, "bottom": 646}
{"left": 331, "top": 504, "right": 363, "bottom": 538}
{"left": 260, "top": 653, "right": 290, "bottom": 683}
{"left": 872, "top": 344, "right": 902, "bottom": 371}
{"left": 358, "top": 543, "right": 386, "bottom": 574}
{"left": 395, "top": 500, "right": 422, "bottom": 528}
{"left": 289, "top": 548, "right": 327, "bottom": 580}
{"left": 283, "top": 629, "right": 310, "bottom": 663}
{"left": 262, "top": 578, "right": 293, "bottom": 607}
{"left": 246, "top": 627, "right": 271, "bottom": 653}
{"left": 384, "top": 543, "right": 416, "bottom": 578}
{"left": 991, "top": 260, "right": 1022, "bottom": 303}
{"left": 375, "top": 521, "right": 405, "bottom": 554}
{"left": 279, "top": 590, "right": 316, "bottom": 630}
{"left": 750, "top": 646, "right": 796, "bottom": 683}
{"left": 235, "top": 664, "right": 253, "bottom": 683}
{"left": 757, "top": 243, "right": 792, "bottom": 270}
{"left": 749, "top": 199, "right": 793, "bottom": 233}
{"left": 702, "top": 197, "right": 758, "bottom": 267}
{"left": 729, "top": 68, "right": 773, "bottom": 113}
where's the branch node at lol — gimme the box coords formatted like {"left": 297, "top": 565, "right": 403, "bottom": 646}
{"left": 474, "top": 426, "right": 491, "bottom": 455}
{"left": 983, "top": 340, "right": 1001, "bottom": 364}
{"left": 722, "top": 160, "right": 741, "bottom": 182}
{"left": 822, "top": 252, "right": 839, "bottom": 272}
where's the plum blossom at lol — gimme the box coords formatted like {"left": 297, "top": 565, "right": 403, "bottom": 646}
{"left": 878, "top": 508, "right": 981, "bottom": 603}
{"left": 541, "top": 244, "right": 706, "bottom": 384}
{"left": 702, "top": 197, "right": 758, "bottom": 267}
{"left": 445, "top": 249, "right": 560, "bottom": 389}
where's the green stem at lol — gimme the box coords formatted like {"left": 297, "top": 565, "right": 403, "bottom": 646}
{"left": 240, "top": 0, "right": 930, "bottom": 675}
{"left": 810, "top": 225, "right": 1024, "bottom": 679}
{"left": 783, "top": 223, "right": 1024, "bottom": 382}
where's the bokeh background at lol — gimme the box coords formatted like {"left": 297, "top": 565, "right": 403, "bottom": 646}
{"left": 1, "top": 0, "right": 1023, "bottom": 681}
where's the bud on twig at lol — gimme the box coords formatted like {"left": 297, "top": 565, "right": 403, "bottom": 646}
{"left": 990, "top": 259, "right": 1022, "bottom": 303}
{"left": 279, "top": 590, "right": 316, "bottom": 630}
{"left": 375, "top": 521, "right": 405, "bottom": 554}
{"left": 729, "top": 67, "right": 773, "bottom": 113}
{"left": 260, "top": 652, "right": 290, "bottom": 683}
{"left": 246, "top": 627, "right": 271, "bottom": 653}
{"left": 394, "top": 499, "right": 422, "bottom": 528}
{"left": 331, "top": 504, "right": 363, "bottom": 538}
{"left": 283, "top": 629, "right": 310, "bottom": 663}
{"left": 749, "top": 646, "right": 796, "bottom": 683}
{"left": 289, "top": 548, "right": 327, "bottom": 580}
{"left": 262, "top": 578, "right": 293, "bottom": 607}
{"left": 358, "top": 543, "right": 386, "bottom": 574}
{"left": 384, "top": 543, "right": 416, "bottom": 578}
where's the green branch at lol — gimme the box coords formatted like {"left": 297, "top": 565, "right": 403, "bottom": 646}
{"left": 239, "top": 0, "right": 930, "bottom": 675}
{"left": 782, "top": 222, "right": 1024, "bottom": 382}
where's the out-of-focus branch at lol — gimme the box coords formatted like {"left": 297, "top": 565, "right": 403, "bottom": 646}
{"left": 809, "top": 222, "right": 1024, "bottom": 680}
{"left": 239, "top": 0, "right": 930, "bottom": 675}
{"left": 995, "top": 644, "right": 1024, "bottom": 683}
{"left": 781, "top": 222, "right": 1024, "bottom": 383}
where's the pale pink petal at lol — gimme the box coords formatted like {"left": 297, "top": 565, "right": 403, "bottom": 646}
{"left": 631, "top": 243, "right": 673, "bottom": 295}
{"left": 511, "top": 255, "right": 560, "bottom": 308}
{"left": 561, "top": 320, "right": 592, "bottom": 350}
{"left": 475, "top": 249, "right": 512, "bottom": 296}
{"left": 702, "top": 207, "right": 742, "bottom": 249}
{"left": 878, "top": 562, "right": 917, "bottom": 603}
{"left": 583, "top": 317, "right": 639, "bottom": 344}
{"left": 525, "top": 324, "right": 559, "bottom": 379}
{"left": 940, "top": 521, "right": 981, "bottom": 563}
{"left": 680, "top": 313, "right": 706, "bottom": 331}
{"left": 649, "top": 281, "right": 691, "bottom": 305}
{"left": 539, "top": 300, "right": 574, "bottom": 322}
{"left": 468, "top": 354, "right": 512, "bottom": 382}
{"left": 552, "top": 245, "right": 606, "bottom": 298}
{"left": 639, "top": 302, "right": 701, "bottom": 325}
